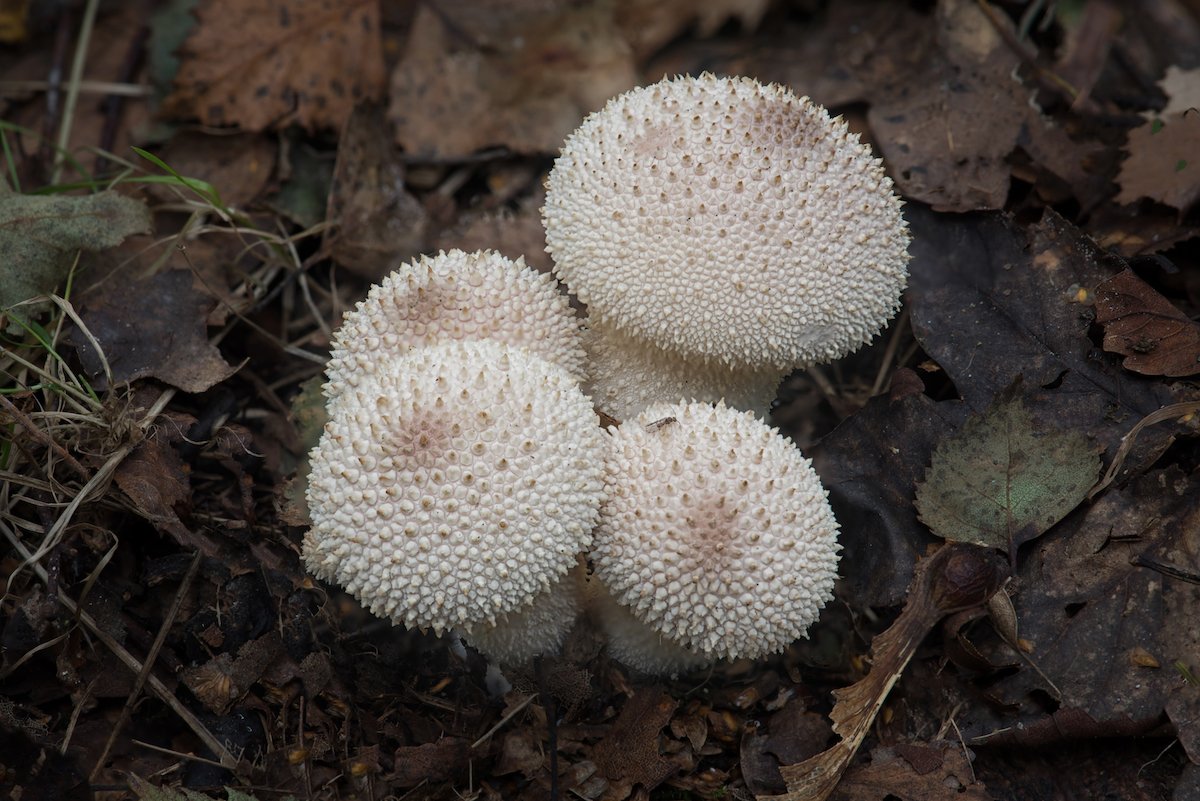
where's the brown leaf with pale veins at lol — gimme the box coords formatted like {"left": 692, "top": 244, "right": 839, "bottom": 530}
{"left": 165, "top": 0, "right": 385, "bottom": 132}
{"left": 1095, "top": 268, "right": 1200, "bottom": 377}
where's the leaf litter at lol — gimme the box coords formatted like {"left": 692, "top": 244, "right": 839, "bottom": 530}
{"left": 1, "top": 2, "right": 1199, "bottom": 801}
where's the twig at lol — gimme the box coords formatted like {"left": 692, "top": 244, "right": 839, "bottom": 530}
{"left": 90, "top": 551, "right": 203, "bottom": 780}
{"left": 0, "top": 394, "right": 89, "bottom": 480}
{"left": 470, "top": 694, "right": 534, "bottom": 748}
{"left": 51, "top": 0, "right": 101, "bottom": 184}
{"left": 0, "top": 520, "right": 238, "bottom": 768}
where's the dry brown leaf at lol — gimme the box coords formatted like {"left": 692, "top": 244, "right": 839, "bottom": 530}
{"left": 1094, "top": 268, "right": 1200, "bottom": 376}
{"left": 324, "top": 103, "right": 426, "bottom": 280}
{"left": 70, "top": 269, "right": 237, "bottom": 393}
{"left": 145, "top": 132, "right": 276, "bottom": 208}
{"left": 761, "top": 545, "right": 1007, "bottom": 801}
{"left": 165, "top": 0, "right": 385, "bottom": 132}
{"left": 1116, "top": 111, "right": 1200, "bottom": 212}
{"left": 114, "top": 439, "right": 220, "bottom": 558}
{"left": 593, "top": 688, "right": 681, "bottom": 793}
{"left": 831, "top": 742, "right": 992, "bottom": 801}
{"left": 615, "top": 0, "right": 770, "bottom": 60}
{"left": 389, "top": 3, "right": 636, "bottom": 158}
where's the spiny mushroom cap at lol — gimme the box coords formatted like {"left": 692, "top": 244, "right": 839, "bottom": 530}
{"left": 588, "top": 578, "right": 712, "bottom": 676}
{"left": 462, "top": 561, "right": 586, "bottom": 666}
{"left": 543, "top": 73, "right": 910, "bottom": 370}
{"left": 591, "top": 401, "right": 840, "bottom": 660}
{"left": 324, "top": 249, "right": 586, "bottom": 401}
{"left": 582, "top": 320, "right": 783, "bottom": 422}
{"left": 304, "top": 340, "right": 606, "bottom": 634}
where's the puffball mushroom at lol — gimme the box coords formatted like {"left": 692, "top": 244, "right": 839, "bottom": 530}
{"left": 463, "top": 561, "right": 587, "bottom": 666}
{"left": 582, "top": 320, "right": 783, "bottom": 422}
{"left": 590, "top": 401, "right": 840, "bottom": 666}
{"left": 544, "top": 72, "right": 910, "bottom": 371}
{"left": 323, "top": 249, "right": 587, "bottom": 403}
{"left": 588, "top": 579, "right": 711, "bottom": 676}
{"left": 304, "top": 339, "right": 606, "bottom": 635}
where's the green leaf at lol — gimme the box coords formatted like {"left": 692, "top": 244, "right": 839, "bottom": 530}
{"left": 914, "top": 386, "right": 1100, "bottom": 554}
{"left": 0, "top": 190, "right": 152, "bottom": 318}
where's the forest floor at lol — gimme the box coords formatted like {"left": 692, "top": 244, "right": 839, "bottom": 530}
{"left": 1, "top": 1, "right": 1199, "bottom": 800}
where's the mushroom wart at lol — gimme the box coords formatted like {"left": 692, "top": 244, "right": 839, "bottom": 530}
{"left": 590, "top": 401, "right": 840, "bottom": 665}
{"left": 304, "top": 340, "right": 605, "bottom": 635}
{"left": 544, "top": 72, "right": 910, "bottom": 371}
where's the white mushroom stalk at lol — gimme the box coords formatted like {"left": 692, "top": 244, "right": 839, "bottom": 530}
{"left": 304, "top": 340, "right": 606, "bottom": 634}
{"left": 582, "top": 320, "right": 783, "bottom": 422}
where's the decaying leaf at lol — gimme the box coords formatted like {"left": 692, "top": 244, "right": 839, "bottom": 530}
{"left": 907, "top": 207, "right": 1185, "bottom": 477}
{"left": 1094, "top": 268, "right": 1200, "bottom": 377}
{"left": 831, "top": 741, "right": 991, "bottom": 801}
{"left": 957, "top": 468, "right": 1200, "bottom": 747}
{"left": 389, "top": 3, "right": 636, "bottom": 158}
{"left": 809, "top": 390, "right": 968, "bottom": 608}
{"left": 390, "top": 738, "right": 469, "bottom": 788}
{"left": 0, "top": 190, "right": 151, "bottom": 317}
{"left": 165, "top": 0, "right": 385, "bottom": 132}
{"left": 69, "top": 269, "right": 237, "bottom": 393}
{"left": 324, "top": 103, "right": 427, "bottom": 280}
{"left": 915, "top": 385, "right": 1099, "bottom": 554}
{"left": 1116, "top": 66, "right": 1200, "bottom": 212}
{"left": 763, "top": 544, "right": 1007, "bottom": 801}
{"left": 114, "top": 438, "right": 220, "bottom": 557}
{"left": 592, "top": 688, "right": 681, "bottom": 793}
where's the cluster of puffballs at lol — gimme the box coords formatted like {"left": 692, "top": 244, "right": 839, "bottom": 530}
{"left": 303, "top": 74, "right": 911, "bottom": 676}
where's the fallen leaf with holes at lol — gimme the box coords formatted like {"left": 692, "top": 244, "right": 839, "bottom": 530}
{"left": 0, "top": 190, "right": 151, "bottom": 318}
{"left": 69, "top": 269, "right": 237, "bottom": 393}
{"left": 165, "top": 0, "right": 385, "bottom": 132}
{"left": 830, "top": 741, "right": 991, "bottom": 801}
{"left": 1116, "top": 67, "right": 1200, "bottom": 212}
{"left": 761, "top": 545, "right": 1007, "bottom": 801}
{"left": 389, "top": 3, "right": 636, "bottom": 158}
{"left": 324, "top": 103, "right": 427, "bottom": 280}
{"left": 914, "top": 384, "right": 1100, "bottom": 555}
{"left": 1094, "top": 268, "right": 1200, "bottom": 376}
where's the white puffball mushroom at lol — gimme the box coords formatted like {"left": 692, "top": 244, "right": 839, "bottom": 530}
{"left": 591, "top": 401, "right": 840, "bottom": 665}
{"left": 462, "top": 561, "right": 587, "bottom": 666}
{"left": 544, "top": 72, "right": 910, "bottom": 370}
{"left": 324, "top": 249, "right": 586, "bottom": 403}
{"left": 588, "top": 578, "right": 712, "bottom": 676}
{"left": 304, "top": 340, "right": 606, "bottom": 634}
{"left": 582, "top": 320, "right": 783, "bottom": 422}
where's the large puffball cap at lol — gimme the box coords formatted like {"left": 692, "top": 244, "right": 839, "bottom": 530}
{"left": 304, "top": 340, "right": 606, "bottom": 634}
{"left": 544, "top": 73, "right": 910, "bottom": 369}
{"left": 324, "top": 249, "right": 586, "bottom": 401}
{"left": 591, "top": 401, "right": 840, "bottom": 661}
